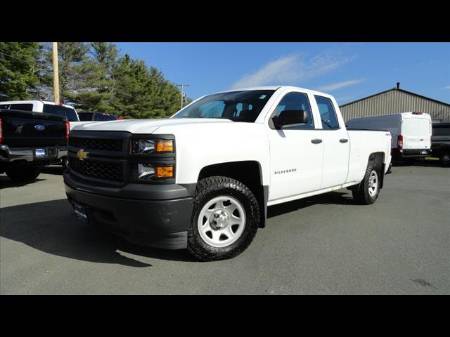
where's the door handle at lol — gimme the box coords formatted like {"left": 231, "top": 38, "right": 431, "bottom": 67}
{"left": 311, "top": 139, "right": 322, "bottom": 144}
{"left": 339, "top": 138, "right": 348, "bottom": 143}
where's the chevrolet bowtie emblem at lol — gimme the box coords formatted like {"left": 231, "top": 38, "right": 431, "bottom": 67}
{"left": 76, "top": 149, "right": 89, "bottom": 161}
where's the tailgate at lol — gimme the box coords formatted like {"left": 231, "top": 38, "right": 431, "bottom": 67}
{"left": 1, "top": 109, "right": 67, "bottom": 147}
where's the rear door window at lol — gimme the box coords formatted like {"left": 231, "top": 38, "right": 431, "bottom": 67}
{"left": 315, "top": 96, "right": 340, "bottom": 130}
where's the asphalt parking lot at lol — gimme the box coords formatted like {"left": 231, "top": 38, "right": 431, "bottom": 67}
{"left": 1, "top": 164, "right": 449, "bottom": 294}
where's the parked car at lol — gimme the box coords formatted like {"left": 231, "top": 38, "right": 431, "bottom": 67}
{"left": 431, "top": 122, "right": 450, "bottom": 166}
{"left": 0, "top": 100, "right": 92, "bottom": 130}
{"left": 347, "top": 112, "right": 432, "bottom": 162}
{"left": 0, "top": 109, "right": 68, "bottom": 183}
{"left": 64, "top": 86, "right": 392, "bottom": 261}
{"left": 78, "top": 112, "right": 118, "bottom": 121}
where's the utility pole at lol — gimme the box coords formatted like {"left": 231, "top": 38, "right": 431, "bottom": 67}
{"left": 52, "top": 42, "right": 60, "bottom": 104}
{"left": 176, "top": 84, "right": 190, "bottom": 109}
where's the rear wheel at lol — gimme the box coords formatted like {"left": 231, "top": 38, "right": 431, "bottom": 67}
{"left": 352, "top": 161, "right": 381, "bottom": 205}
{"left": 187, "top": 176, "right": 260, "bottom": 261}
{"left": 6, "top": 163, "right": 41, "bottom": 183}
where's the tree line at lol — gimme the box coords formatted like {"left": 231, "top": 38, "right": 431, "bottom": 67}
{"left": 0, "top": 42, "right": 188, "bottom": 118}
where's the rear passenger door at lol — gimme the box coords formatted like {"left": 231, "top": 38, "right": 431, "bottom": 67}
{"left": 313, "top": 95, "right": 350, "bottom": 188}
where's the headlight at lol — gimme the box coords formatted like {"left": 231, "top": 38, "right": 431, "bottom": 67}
{"left": 138, "top": 163, "right": 155, "bottom": 180}
{"left": 133, "top": 139, "right": 155, "bottom": 154}
{"left": 137, "top": 163, "right": 174, "bottom": 180}
{"left": 132, "top": 138, "right": 174, "bottom": 154}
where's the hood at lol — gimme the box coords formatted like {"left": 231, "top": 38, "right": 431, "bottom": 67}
{"left": 69, "top": 121, "right": 98, "bottom": 130}
{"left": 71, "top": 118, "right": 232, "bottom": 134}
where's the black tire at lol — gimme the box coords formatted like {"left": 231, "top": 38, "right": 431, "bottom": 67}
{"left": 352, "top": 161, "right": 381, "bottom": 205}
{"left": 440, "top": 153, "right": 450, "bottom": 167}
{"left": 187, "top": 176, "right": 260, "bottom": 261}
{"left": 6, "top": 164, "right": 41, "bottom": 183}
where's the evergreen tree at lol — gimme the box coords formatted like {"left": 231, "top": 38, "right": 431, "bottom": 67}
{"left": 1, "top": 42, "right": 186, "bottom": 118}
{"left": 111, "top": 55, "right": 182, "bottom": 119}
{"left": 39, "top": 42, "right": 89, "bottom": 104}
{"left": 74, "top": 42, "right": 118, "bottom": 112}
{"left": 0, "top": 42, "right": 41, "bottom": 100}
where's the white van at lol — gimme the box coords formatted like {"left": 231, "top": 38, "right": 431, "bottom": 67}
{"left": 347, "top": 112, "right": 432, "bottom": 160}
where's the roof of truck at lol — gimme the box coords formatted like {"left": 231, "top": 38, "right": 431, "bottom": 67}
{"left": 0, "top": 100, "right": 75, "bottom": 109}
{"left": 212, "top": 86, "right": 332, "bottom": 97}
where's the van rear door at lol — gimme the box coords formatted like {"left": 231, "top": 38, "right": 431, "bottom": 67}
{"left": 401, "top": 116, "right": 432, "bottom": 150}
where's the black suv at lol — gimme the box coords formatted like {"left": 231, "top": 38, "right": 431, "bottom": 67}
{"left": 78, "top": 112, "right": 118, "bottom": 121}
{"left": 432, "top": 122, "right": 450, "bottom": 166}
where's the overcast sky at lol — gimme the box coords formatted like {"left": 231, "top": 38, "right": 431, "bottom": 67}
{"left": 116, "top": 42, "right": 450, "bottom": 105}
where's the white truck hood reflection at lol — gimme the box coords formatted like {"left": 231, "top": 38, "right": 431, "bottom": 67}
{"left": 70, "top": 118, "right": 232, "bottom": 134}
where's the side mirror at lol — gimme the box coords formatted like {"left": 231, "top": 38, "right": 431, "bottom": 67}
{"left": 272, "top": 110, "right": 308, "bottom": 129}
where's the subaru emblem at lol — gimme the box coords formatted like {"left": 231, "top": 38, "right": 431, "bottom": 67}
{"left": 34, "top": 124, "right": 46, "bottom": 131}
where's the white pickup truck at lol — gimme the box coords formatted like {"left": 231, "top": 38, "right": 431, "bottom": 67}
{"left": 0, "top": 100, "right": 92, "bottom": 130}
{"left": 64, "top": 86, "right": 392, "bottom": 261}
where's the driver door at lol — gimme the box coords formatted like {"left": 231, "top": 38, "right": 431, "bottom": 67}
{"left": 267, "top": 91, "right": 324, "bottom": 202}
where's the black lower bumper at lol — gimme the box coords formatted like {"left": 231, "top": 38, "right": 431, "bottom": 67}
{"left": 393, "top": 148, "right": 431, "bottom": 159}
{"left": 0, "top": 145, "right": 67, "bottom": 164}
{"left": 64, "top": 173, "right": 194, "bottom": 249}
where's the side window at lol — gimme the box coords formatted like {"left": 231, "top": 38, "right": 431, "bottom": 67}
{"left": 315, "top": 95, "right": 340, "bottom": 130}
{"left": 79, "top": 112, "right": 93, "bottom": 121}
{"left": 43, "top": 104, "right": 79, "bottom": 121}
{"left": 270, "top": 92, "right": 314, "bottom": 130}
{"left": 433, "top": 125, "right": 450, "bottom": 136}
{"left": 10, "top": 104, "right": 33, "bottom": 111}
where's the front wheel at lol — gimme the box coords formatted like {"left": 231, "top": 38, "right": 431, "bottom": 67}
{"left": 352, "top": 162, "right": 381, "bottom": 205}
{"left": 187, "top": 176, "right": 260, "bottom": 261}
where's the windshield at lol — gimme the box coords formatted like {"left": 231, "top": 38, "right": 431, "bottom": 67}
{"left": 173, "top": 90, "right": 275, "bottom": 122}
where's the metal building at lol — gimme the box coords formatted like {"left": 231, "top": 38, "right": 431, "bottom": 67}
{"left": 340, "top": 83, "right": 450, "bottom": 122}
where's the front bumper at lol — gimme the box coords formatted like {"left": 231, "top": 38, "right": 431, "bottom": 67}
{"left": 0, "top": 145, "right": 67, "bottom": 163}
{"left": 64, "top": 173, "right": 194, "bottom": 249}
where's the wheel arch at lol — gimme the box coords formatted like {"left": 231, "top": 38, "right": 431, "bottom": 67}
{"left": 368, "top": 152, "right": 385, "bottom": 189}
{"left": 197, "top": 160, "right": 268, "bottom": 228}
